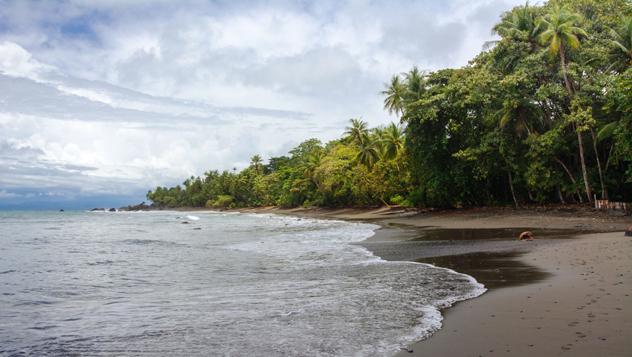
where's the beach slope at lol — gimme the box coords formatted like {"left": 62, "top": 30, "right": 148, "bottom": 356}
{"left": 395, "top": 231, "right": 632, "bottom": 357}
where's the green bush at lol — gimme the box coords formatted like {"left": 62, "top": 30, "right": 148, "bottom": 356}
{"left": 209, "top": 195, "right": 234, "bottom": 208}
{"left": 390, "top": 194, "right": 405, "bottom": 205}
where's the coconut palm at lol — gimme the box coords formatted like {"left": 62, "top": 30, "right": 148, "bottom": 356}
{"left": 609, "top": 16, "right": 632, "bottom": 68}
{"left": 403, "top": 67, "right": 425, "bottom": 102}
{"left": 344, "top": 118, "right": 369, "bottom": 145}
{"left": 538, "top": 6, "right": 592, "bottom": 202}
{"left": 498, "top": 98, "right": 543, "bottom": 137}
{"left": 250, "top": 154, "right": 263, "bottom": 175}
{"left": 356, "top": 133, "right": 380, "bottom": 169}
{"left": 382, "top": 123, "right": 405, "bottom": 160}
{"left": 381, "top": 75, "right": 407, "bottom": 117}
{"left": 371, "top": 127, "right": 388, "bottom": 159}
{"left": 537, "top": 6, "right": 588, "bottom": 94}
{"left": 494, "top": 2, "right": 541, "bottom": 46}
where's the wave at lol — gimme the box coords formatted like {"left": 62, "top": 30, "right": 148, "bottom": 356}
{"left": 119, "top": 238, "right": 187, "bottom": 247}
{"left": 224, "top": 212, "right": 486, "bottom": 354}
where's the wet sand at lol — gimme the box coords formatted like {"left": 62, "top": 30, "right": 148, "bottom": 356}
{"left": 238, "top": 206, "right": 632, "bottom": 356}
{"left": 393, "top": 232, "right": 632, "bottom": 357}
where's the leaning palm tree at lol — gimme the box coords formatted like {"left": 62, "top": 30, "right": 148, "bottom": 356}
{"left": 355, "top": 133, "right": 380, "bottom": 169}
{"left": 344, "top": 118, "right": 369, "bottom": 145}
{"left": 381, "top": 75, "right": 407, "bottom": 117}
{"left": 538, "top": 6, "right": 592, "bottom": 203}
{"left": 609, "top": 16, "right": 632, "bottom": 68}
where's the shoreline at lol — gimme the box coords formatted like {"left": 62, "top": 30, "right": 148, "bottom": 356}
{"left": 234, "top": 206, "right": 631, "bottom": 356}
{"left": 120, "top": 205, "right": 631, "bottom": 355}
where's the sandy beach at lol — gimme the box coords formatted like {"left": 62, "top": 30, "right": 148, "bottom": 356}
{"left": 393, "top": 231, "right": 632, "bottom": 357}
{"left": 239, "top": 206, "right": 632, "bottom": 356}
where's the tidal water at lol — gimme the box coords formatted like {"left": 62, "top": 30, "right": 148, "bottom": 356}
{"left": 0, "top": 211, "right": 484, "bottom": 356}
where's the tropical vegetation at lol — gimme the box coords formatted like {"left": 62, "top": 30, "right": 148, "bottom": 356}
{"left": 147, "top": 0, "right": 631, "bottom": 209}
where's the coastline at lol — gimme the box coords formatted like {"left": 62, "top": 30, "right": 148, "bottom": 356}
{"left": 392, "top": 231, "right": 632, "bottom": 357}
{"left": 234, "top": 206, "right": 631, "bottom": 356}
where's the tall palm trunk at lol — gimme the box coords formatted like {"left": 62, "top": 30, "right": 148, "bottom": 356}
{"left": 507, "top": 170, "right": 519, "bottom": 208}
{"left": 560, "top": 47, "right": 592, "bottom": 203}
{"left": 559, "top": 45, "right": 574, "bottom": 95}
{"left": 576, "top": 126, "right": 593, "bottom": 203}
{"left": 590, "top": 128, "right": 607, "bottom": 200}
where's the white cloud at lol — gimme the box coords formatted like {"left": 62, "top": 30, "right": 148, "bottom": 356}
{"left": 0, "top": 41, "right": 53, "bottom": 80}
{"left": 0, "top": 0, "right": 524, "bottom": 206}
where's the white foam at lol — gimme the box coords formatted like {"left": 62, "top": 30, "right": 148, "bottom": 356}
{"left": 230, "top": 212, "right": 487, "bottom": 354}
{"left": 114, "top": 210, "right": 487, "bottom": 356}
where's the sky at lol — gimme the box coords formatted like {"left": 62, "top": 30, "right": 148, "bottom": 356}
{"left": 0, "top": 0, "right": 525, "bottom": 209}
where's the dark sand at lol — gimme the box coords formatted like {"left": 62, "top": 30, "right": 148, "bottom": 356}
{"left": 393, "top": 232, "right": 632, "bottom": 357}
{"left": 235, "top": 206, "right": 632, "bottom": 356}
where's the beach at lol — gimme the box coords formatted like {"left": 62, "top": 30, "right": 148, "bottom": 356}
{"left": 240, "top": 206, "right": 632, "bottom": 356}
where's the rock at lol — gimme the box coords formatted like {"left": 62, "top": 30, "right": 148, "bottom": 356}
{"left": 108, "top": 208, "right": 116, "bottom": 212}
{"left": 193, "top": 227, "right": 202, "bottom": 230}
{"left": 121, "top": 201, "right": 151, "bottom": 211}
{"left": 519, "top": 231, "right": 535, "bottom": 240}
{"left": 181, "top": 221, "right": 189, "bottom": 224}
{"left": 90, "top": 208, "right": 105, "bottom": 211}
{"left": 59, "top": 209, "right": 64, "bottom": 212}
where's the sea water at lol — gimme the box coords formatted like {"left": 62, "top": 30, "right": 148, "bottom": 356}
{"left": 0, "top": 211, "right": 485, "bottom": 356}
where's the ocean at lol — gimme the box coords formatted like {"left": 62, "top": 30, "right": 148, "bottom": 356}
{"left": 0, "top": 210, "right": 484, "bottom": 356}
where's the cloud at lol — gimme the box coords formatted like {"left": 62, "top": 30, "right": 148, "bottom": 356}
{"left": 0, "top": 0, "right": 525, "bottom": 208}
{"left": 0, "top": 41, "right": 53, "bottom": 79}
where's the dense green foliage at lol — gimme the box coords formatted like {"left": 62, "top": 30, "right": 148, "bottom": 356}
{"left": 148, "top": 0, "right": 631, "bottom": 209}
{"left": 147, "top": 123, "right": 411, "bottom": 208}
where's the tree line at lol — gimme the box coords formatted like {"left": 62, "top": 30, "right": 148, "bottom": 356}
{"left": 147, "top": 0, "right": 631, "bottom": 209}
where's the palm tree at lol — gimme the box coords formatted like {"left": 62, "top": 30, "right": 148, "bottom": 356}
{"left": 302, "top": 149, "right": 324, "bottom": 190}
{"left": 609, "top": 16, "right": 632, "bottom": 68}
{"left": 494, "top": 2, "right": 541, "bottom": 48}
{"left": 381, "top": 75, "right": 407, "bottom": 117}
{"left": 356, "top": 133, "right": 380, "bottom": 169}
{"left": 250, "top": 154, "right": 263, "bottom": 175}
{"left": 344, "top": 118, "right": 369, "bottom": 145}
{"left": 403, "top": 67, "right": 425, "bottom": 102}
{"left": 372, "top": 127, "right": 388, "bottom": 159}
{"left": 497, "top": 98, "right": 542, "bottom": 137}
{"left": 537, "top": 6, "right": 588, "bottom": 95}
{"left": 382, "top": 123, "right": 405, "bottom": 161}
{"left": 538, "top": 6, "right": 592, "bottom": 203}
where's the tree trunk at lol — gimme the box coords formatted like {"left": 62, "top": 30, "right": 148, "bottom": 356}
{"left": 605, "top": 144, "right": 614, "bottom": 172}
{"left": 560, "top": 47, "right": 591, "bottom": 203}
{"left": 555, "top": 157, "right": 583, "bottom": 203}
{"left": 507, "top": 170, "right": 519, "bottom": 208}
{"left": 576, "top": 128, "right": 593, "bottom": 203}
{"left": 590, "top": 128, "right": 607, "bottom": 200}
{"left": 557, "top": 185, "right": 566, "bottom": 204}
{"left": 559, "top": 45, "right": 574, "bottom": 95}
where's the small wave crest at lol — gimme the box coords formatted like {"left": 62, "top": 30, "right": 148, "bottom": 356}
{"left": 119, "top": 239, "right": 187, "bottom": 247}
